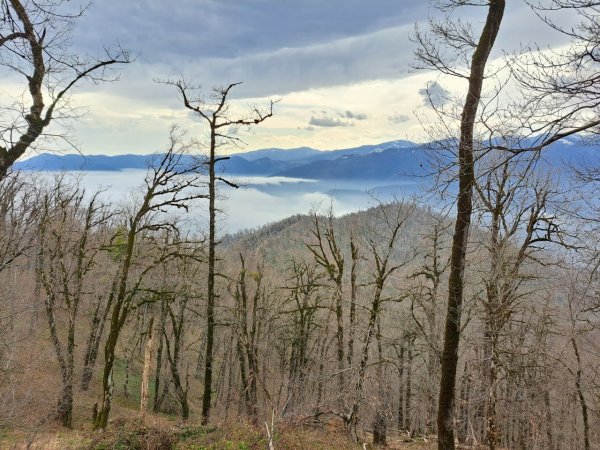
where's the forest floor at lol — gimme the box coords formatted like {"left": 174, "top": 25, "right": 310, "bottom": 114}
{"left": 0, "top": 414, "right": 438, "bottom": 449}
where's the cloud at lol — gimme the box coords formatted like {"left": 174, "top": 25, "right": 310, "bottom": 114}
{"left": 345, "top": 110, "right": 367, "bottom": 120}
{"left": 419, "top": 81, "right": 450, "bottom": 108}
{"left": 388, "top": 113, "right": 410, "bottom": 124}
{"left": 309, "top": 116, "right": 351, "bottom": 128}
{"left": 60, "top": 0, "right": 580, "bottom": 155}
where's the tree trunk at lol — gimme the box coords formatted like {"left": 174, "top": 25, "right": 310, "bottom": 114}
{"left": 334, "top": 286, "right": 345, "bottom": 394}
{"left": 153, "top": 303, "right": 166, "bottom": 412}
{"left": 373, "top": 321, "right": 387, "bottom": 446}
{"left": 201, "top": 127, "right": 217, "bottom": 425}
{"left": 397, "top": 345, "right": 405, "bottom": 429}
{"left": 373, "top": 410, "right": 387, "bottom": 445}
{"left": 544, "top": 389, "right": 554, "bottom": 450}
{"left": 405, "top": 340, "right": 412, "bottom": 432}
{"left": 572, "top": 336, "right": 590, "bottom": 450}
{"left": 347, "top": 237, "right": 359, "bottom": 367}
{"left": 437, "top": 2, "right": 505, "bottom": 449}
{"left": 140, "top": 316, "right": 155, "bottom": 418}
{"left": 94, "top": 329, "right": 118, "bottom": 429}
{"left": 484, "top": 329, "right": 499, "bottom": 450}
{"left": 45, "top": 291, "right": 74, "bottom": 428}
{"left": 81, "top": 291, "right": 112, "bottom": 391}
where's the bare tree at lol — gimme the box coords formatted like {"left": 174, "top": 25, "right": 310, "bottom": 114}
{"left": 93, "top": 127, "right": 207, "bottom": 429}
{"left": 0, "top": 174, "right": 36, "bottom": 273}
{"left": 0, "top": 0, "right": 130, "bottom": 178}
{"left": 0, "top": 174, "right": 37, "bottom": 427}
{"left": 230, "top": 254, "right": 266, "bottom": 425}
{"left": 514, "top": 1, "right": 600, "bottom": 142}
{"left": 36, "top": 178, "right": 111, "bottom": 427}
{"left": 473, "top": 154, "right": 564, "bottom": 449}
{"left": 410, "top": 216, "right": 450, "bottom": 435}
{"left": 345, "top": 203, "right": 413, "bottom": 441}
{"left": 166, "top": 80, "right": 274, "bottom": 425}
{"left": 413, "top": 0, "right": 600, "bottom": 446}
{"left": 306, "top": 210, "right": 346, "bottom": 396}
{"left": 160, "top": 254, "right": 202, "bottom": 420}
{"left": 414, "top": 3, "right": 506, "bottom": 448}
{"left": 280, "top": 260, "right": 323, "bottom": 416}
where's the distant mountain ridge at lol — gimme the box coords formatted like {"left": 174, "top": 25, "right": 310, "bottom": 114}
{"left": 13, "top": 137, "right": 598, "bottom": 180}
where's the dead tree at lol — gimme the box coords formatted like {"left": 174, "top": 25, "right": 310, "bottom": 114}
{"left": 166, "top": 80, "right": 274, "bottom": 425}
{"left": 140, "top": 316, "right": 155, "bottom": 419}
{"left": 0, "top": 0, "right": 130, "bottom": 178}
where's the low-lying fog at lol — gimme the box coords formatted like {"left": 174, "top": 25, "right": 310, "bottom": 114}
{"left": 27, "top": 170, "right": 424, "bottom": 234}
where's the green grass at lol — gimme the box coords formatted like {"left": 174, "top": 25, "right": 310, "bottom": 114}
{"left": 111, "top": 357, "right": 156, "bottom": 409}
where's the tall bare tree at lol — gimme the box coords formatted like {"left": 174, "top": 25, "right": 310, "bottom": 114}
{"left": 414, "top": 2, "right": 506, "bottom": 447}
{"left": 93, "top": 127, "right": 207, "bottom": 429}
{"left": 167, "top": 80, "right": 274, "bottom": 424}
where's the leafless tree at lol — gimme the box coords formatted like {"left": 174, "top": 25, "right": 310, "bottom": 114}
{"left": 166, "top": 80, "right": 274, "bottom": 424}
{"left": 280, "top": 260, "right": 324, "bottom": 417}
{"left": 306, "top": 209, "right": 347, "bottom": 396}
{"left": 473, "top": 153, "right": 565, "bottom": 449}
{"left": 414, "top": 3, "right": 506, "bottom": 448}
{"left": 0, "top": 0, "right": 131, "bottom": 178}
{"left": 0, "top": 174, "right": 37, "bottom": 427}
{"left": 345, "top": 203, "right": 413, "bottom": 441}
{"left": 35, "top": 178, "right": 111, "bottom": 427}
{"left": 93, "top": 127, "right": 207, "bottom": 429}
{"left": 413, "top": 0, "right": 600, "bottom": 446}
{"left": 409, "top": 216, "right": 450, "bottom": 435}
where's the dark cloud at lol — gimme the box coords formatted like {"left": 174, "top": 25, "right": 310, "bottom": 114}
{"left": 71, "top": 1, "right": 424, "bottom": 99}
{"left": 68, "top": 0, "right": 577, "bottom": 103}
{"left": 309, "top": 116, "right": 351, "bottom": 128}
{"left": 389, "top": 113, "right": 410, "bottom": 124}
{"left": 419, "top": 81, "right": 450, "bottom": 108}
{"left": 75, "top": 0, "right": 426, "bottom": 60}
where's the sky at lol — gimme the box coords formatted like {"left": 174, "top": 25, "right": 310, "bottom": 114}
{"left": 35, "top": 0, "right": 577, "bottom": 155}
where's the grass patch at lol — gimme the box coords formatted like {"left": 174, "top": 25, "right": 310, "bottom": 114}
{"left": 111, "top": 358, "right": 156, "bottom": 409}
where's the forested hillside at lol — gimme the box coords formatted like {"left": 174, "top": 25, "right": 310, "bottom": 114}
{"left": 1, "top": 154, "right": 599, "bottom": 449}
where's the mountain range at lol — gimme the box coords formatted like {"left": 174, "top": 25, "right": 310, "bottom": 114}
{"left": 12, "top": 137, "right": 598, "bottom": 180}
